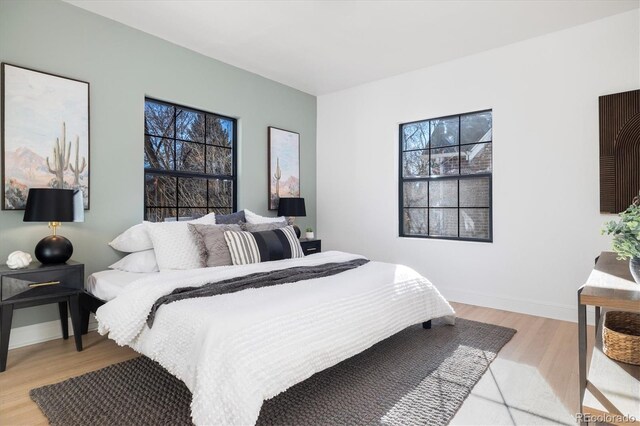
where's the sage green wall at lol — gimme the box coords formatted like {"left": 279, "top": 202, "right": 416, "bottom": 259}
{"left": 0, "top": 0, "right": 317, "bottom": 329}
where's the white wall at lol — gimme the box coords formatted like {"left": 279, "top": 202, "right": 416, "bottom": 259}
{"left": 317, "top": 10, "right": 640, "bottom": 322}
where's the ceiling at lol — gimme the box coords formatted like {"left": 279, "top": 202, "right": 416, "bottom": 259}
{"left": 65, "top": 0, "right": 639, "bottom": 95}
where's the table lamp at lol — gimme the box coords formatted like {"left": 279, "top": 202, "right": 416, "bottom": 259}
{"left": 277, "top": 197, "right": 306, "bottom": 238}
{"left": 23, "top": 188, "right": 75, "bottom": 264}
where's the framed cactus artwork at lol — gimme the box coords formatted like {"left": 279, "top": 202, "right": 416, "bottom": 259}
{"left": 268, "top": 127, "right": 300, "bottom": 210}
{"left": 1, "top": 63, "right": 90, "bottom": 210}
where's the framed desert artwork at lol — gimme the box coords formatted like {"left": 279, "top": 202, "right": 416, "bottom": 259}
{"left": 1, "top": 63, "right": 90, "bottom": 210}
{"left": 268, "top": 126, "right": 300, "bottom": 210}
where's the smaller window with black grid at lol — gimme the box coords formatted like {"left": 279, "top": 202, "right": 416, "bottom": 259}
{"left": 144, "top": 98, "right": 237, "bottom": 222}
{"left": 399, "top": 110, "right": 492, "bottom": 242}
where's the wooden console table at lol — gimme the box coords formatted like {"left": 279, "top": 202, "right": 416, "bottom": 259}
{"left": 578, "top": 252, "right": 640, "bottom": 425}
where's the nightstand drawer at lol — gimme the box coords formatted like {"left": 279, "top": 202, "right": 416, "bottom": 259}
{"left": 300, "top": 239, "right": 321, "bottom": 256}
{"left": 1, "top": 266, "right": 83, "bottom": 302}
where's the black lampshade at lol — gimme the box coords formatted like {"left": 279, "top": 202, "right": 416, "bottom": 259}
{"left": 278, "top": 198, "right": 306, "bottom": 217}
{"left": 23, "top": 189, "right": 74, "bottom": 222}
{"left": 23, "top": 189, "right": 75, "bottom": 264}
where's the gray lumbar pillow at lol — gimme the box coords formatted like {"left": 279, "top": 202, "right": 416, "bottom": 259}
{"left": 188, "top": 223, "right": 242, "bottom": 267}
{"left": 240, "top": 222, "right": 287, "bottom": 232}
{"left": 215, "top": 210, "right": 246, "bottom": 224}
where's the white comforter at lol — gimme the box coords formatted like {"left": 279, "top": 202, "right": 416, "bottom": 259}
{"left": 96, "top": 251, "right": 455, "bottom": 425}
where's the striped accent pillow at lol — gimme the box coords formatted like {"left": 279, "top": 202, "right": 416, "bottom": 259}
{"left": 224, "top": 226, "right": 304, "bottom": 265}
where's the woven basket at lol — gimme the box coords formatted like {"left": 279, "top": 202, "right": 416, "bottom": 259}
{"left": 603, "top": 311, "right": 640, "bottom": 366}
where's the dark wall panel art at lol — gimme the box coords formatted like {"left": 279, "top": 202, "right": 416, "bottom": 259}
{"left": 599, "top": 89, "right": 640, "bottom": 213}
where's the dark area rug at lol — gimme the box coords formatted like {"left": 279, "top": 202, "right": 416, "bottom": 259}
{"left": 30, "top": 318, "right": 515, "bottom": 426}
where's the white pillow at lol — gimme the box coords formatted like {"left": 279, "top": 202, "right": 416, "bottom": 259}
{"left": 109, "top": 250, "right": 159, "bottom": 273}
{"left": 108, "top": 213, "right": 216, "bottom": 253}
{"left": 244, "top": 209, "right": 287, "bottom": 224}
{"left": 145, "top": 213, "right": 218, "bottom": 270}
{"left": 109, "top": 222, "right": 153, "bottom": 252}
{"left": 188, "top": 212, "right": 217, "bottom": 224}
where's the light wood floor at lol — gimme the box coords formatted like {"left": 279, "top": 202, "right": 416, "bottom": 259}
{"left": 0, "top": 302, "right": 594, "bottom": 425}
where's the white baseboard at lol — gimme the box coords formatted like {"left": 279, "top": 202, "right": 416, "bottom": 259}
{"left": 441, "top": 287, "right": 596, "bottom": 325}
{"left": 9, "top": 316, "right": 98, "bottom": 350}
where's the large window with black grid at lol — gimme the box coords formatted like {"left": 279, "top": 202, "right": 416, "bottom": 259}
{"left": 144, "top": 98, "right": 237, "bottom": 222}
{"left": 399, "top": 109, "right": 492, "bottom": 242}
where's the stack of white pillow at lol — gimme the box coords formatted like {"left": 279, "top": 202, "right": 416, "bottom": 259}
{"left": 108, "top": 210, "right": 287, "bottom": 272}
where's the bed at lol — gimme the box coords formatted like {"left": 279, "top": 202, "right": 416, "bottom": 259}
{"left": 82, "top": 250, "right": 455, "bottom": 425}
{"left": 86, "top": 269, "right": 157, "bottom": 301}
{"left": 79, "top": 270, "right": 155, "bottom": 333}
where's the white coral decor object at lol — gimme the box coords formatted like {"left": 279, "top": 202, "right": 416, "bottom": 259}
{"left": 6, "top": 251, "right": 32, "bottom": 269}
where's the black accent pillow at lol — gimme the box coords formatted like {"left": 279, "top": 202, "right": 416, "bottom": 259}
{"left": 224, "top": 226, "right": 304, "bottom": 265}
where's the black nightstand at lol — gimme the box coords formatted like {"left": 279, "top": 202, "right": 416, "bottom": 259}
{"left": 0, "top": 261, "right": 84, "bottom": 372}
{"left": 300, "top": 238, "right": 321, "bottom": 256}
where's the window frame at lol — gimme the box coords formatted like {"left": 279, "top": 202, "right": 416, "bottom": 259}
{"left": 143, "top": 97, "right": 237, "bottom": 221}
{"left": 398, "top": 109, "right": 493, "bottom": 243}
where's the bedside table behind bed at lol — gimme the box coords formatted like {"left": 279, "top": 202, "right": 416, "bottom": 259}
{"left": 300, "top": 238, "right": 321, "bottom": 256}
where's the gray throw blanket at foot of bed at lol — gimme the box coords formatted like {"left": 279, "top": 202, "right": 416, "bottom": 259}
{"left": 146, "top": 258, "right": 370, "bottom": 327}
